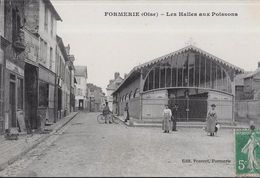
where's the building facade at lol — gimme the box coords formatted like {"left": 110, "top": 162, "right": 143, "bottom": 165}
{"left": 55, "top": 35, "right": 72, "bottom": 120}
{"left": 87, "top": 83, "right": 106, "bottom": 112}
{"left": 113, "top": 45, "right": 243, "bottom": 123}
{"left": 3, "top": 0, "right": 27, "bottom": 134}
{"left": 0, "top": 0, "right": 9, "bottom": 133}
{"left": 106, "top": 72, "right": 123, "bottom": 114}
{"left": 24, "top": 0, "right": 62, "bottom": 130}
{"left": 75, "top": 66, "right": 88, "bottom": 110}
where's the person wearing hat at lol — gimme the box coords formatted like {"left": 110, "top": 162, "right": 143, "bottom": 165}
{"left": 206, "top": 104, "right": 217, "bottom": 136}
{"left": 162, "top": 104, "right": 172, "bottom": 133}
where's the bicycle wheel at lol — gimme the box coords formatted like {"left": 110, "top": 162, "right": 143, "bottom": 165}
{"left": 112, "top": 115, "right": 119, "bottom": 124}
{"left": 97, "top": 114, "right": 105, "bottom": 124}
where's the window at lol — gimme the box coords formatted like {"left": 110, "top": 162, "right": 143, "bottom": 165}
{"left": 44, "top": 5, "right": 48, "bottom": 32}
{"left": 12, "top": 7, "right": 21, "bottom": 43}
{"left": 143, "top": 52, "right": 231, "bottom": 94}
{"left": 17, "top": 78, "right": 23, "bottom": 109}
{"left": 50, "top": 16, "right": 54, "bottom": 36}
{"left": 39, "top": 81, "right": 49, "bottom": 107}
{"left": 40, "top": 39, "right": 47, "bottom": 63}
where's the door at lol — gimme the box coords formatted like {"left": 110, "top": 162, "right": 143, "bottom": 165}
{"left": 9, "top": 82, "right": 16, "bottom": 127}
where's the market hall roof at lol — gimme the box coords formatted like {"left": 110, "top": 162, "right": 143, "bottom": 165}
{"left": 113, "top": 45, "right": 244, "bottom": 95}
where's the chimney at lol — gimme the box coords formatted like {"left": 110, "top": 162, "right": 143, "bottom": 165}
{"left": 258, "top": 62, "right": 260, "bottom": 68}
{"left": 124, "top": 73, "right": 127, "bottom": 79}
{"left": 114, "top": 72, "right": 120, "bottom": 79}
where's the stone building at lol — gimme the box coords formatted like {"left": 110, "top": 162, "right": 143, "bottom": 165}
{"left": 75, "top": 66, "right": 88, "bottom": 110}
{"left": 65, "top": 45, "right": 76, "bottom": 113}
{"left": 23, "top": 0, "right": 62, "bottom": 130}
{"left": 0, "top": 0, "right": 10, "bottom": 133}
{"left": 106, "top": 72, "right": 123, "bottom": 114}
{"left": 3, "top": 0, "right": 27, "bottom": 133}
{"left": 87, "top": 83, "right": 105, "bottom": 112}
{"left": 55, "top": 35, "right": 73, "bottom": 120}
{"left": 112, "top": 45, "right": 244, "bottom": 123}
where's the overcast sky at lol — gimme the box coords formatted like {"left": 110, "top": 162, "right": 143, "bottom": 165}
{"left": 52, "top": 0, "right": 260, "bottom": 93}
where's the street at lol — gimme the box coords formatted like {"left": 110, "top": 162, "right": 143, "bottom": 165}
{"left": 0, "top": 112, "right": 235, "bottom": 177}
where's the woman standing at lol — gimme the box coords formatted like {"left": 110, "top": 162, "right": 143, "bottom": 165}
{"left": 162, "top": 104, "right": 172, "bottom": 133}
{"left": 124, "top": 103, "right": 129, "bottom": 123}
{"left": 206, "top": 104, "right": 217, "bottom": 136}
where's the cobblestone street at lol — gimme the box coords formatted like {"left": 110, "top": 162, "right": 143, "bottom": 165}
{"left": 0, "top": 112, "right": 236, "bottom": 177}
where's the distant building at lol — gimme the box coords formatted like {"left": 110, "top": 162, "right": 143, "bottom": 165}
{"left": 75, "top": 66, "right": 88, "bottom": 110}
{"left": 106, "top": 72, "right": 123, "bottom": 114}
{"left": 235, "top": 62, "right": 260, "bottom": 100}
{"left": 87, "top": 83, "right": 106, "bottom": 112}
{"left": 55, "top": 36, "right": 75, "bottom": 120}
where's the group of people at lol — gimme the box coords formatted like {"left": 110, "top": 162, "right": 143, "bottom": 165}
{"left": 104, "top": 99, "right": 219, "bottom": 136}
{"left": 102, "top": 102, "right": 130, "bottom": 124}
{"left": 162, "top": 104, "right": 178, "bottom": 133}
{"left": 162, "top": 103, "right": 218, "bottom": 136}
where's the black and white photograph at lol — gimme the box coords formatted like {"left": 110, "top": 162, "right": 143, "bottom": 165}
{"left": 0, "top": 0, "right": 260, "bottom": 177}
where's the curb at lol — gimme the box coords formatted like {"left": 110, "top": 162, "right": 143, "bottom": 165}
{"left": 0, "top": 112, "right": 79, "bottom": 171}
{"left": 114, "top": 116, "right": 248, "bottom": 130}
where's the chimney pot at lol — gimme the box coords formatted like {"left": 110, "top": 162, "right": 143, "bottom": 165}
{"left": 114, "top": 72, "right": 120, "bottom": 79}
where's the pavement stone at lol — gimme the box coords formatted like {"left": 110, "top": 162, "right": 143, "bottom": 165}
{"left": 0, "top": 112, "right": 79, "bottom": 171}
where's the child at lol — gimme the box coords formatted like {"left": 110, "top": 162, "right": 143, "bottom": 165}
{"left": 215, "top": 123, "right": 220, "bottom": 135}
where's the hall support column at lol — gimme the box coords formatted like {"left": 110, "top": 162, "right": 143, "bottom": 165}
{"left": 140, "top": 69, "right": 144, "bottom": 120}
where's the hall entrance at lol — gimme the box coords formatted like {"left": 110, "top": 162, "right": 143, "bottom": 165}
{"left": 168, "top": 89, "right": 208, "bottom": 122}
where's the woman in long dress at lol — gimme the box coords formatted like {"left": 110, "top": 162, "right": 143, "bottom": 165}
{"left": 241, "top": 132, "right": 260, "bottom": 171}
{"left": 206, "top": 104, "right": 217, "bottom": 136}
{"left": 162, "top": 104, "right": 172, "bottom": 133}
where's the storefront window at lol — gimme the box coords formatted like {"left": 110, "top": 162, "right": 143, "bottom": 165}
{"left": 39, "top": 81, "right": 49, "bottom": 107}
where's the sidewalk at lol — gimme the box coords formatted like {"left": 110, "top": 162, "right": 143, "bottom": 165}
{"left": 0, "top": 112, "right": 79, "bottom": 171}
{"left": 115, "top": 115, "right": 250, "bottom": 129}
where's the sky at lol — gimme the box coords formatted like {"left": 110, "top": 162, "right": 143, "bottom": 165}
{"left": 51, "top": 0, "right": 260, "bottom": 93}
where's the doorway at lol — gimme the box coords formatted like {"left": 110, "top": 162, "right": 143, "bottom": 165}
{"left": 168, "top": 89, "right": 208, "bottom": 122}
{"left": 79, "top": 99, "right": 84, "bottom": 110}
{"left": 9, "top": 81, "right": 16, "bottom": 127}
{"left": 25, "top": 63, "right": 38, "bottom": 130}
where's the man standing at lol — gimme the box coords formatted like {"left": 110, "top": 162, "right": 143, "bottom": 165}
{"left": 103, "top": 102, "right": 112, "bottom": 124}
{"left": 171, "top": 104, "right": 178, "bottom": 131}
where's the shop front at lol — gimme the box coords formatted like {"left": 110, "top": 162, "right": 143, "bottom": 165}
{"left": 38, "top": 64, "right": 55, "bottom": 131}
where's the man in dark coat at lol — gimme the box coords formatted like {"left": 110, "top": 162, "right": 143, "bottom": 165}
{"left": 171, "top": 104, "right": 178, "bottom": 131}
{"left": 103, "top": 102, "right": 112, "bottom": 124}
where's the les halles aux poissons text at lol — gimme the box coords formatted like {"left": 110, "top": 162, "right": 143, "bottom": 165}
{"left": 104, "top": 11, "right": 238, "bottom": 17}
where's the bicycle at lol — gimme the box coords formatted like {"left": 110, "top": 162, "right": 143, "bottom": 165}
{"left": 97, "top": 113, "right": 120, "bottom": 124}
